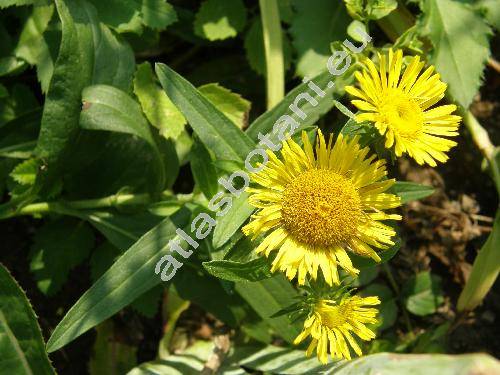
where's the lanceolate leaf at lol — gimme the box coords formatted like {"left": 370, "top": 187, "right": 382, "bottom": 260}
{"left": 421, "top": 0, "right": 491, "bottom": 108}
{"left": 0, "top": 264, "right": 55, "bottom": 374}
{"left": 212, "top": 192, "right": 254, "bottom": 249}
{"left": 155, "top": 63, "right": 255, "bottom": 163}
{"left": 390, "top": 181, "right": 435, "bottom": 203}
{"left": 190, "top": 137, "right": 218, "bottom": 198}
{"left": 46, "top": 209, "right": 191, "bottom": 353}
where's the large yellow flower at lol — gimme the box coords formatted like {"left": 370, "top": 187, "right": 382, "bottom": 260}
{"left": 346, "top": 49, "right": 461, "bottom": 167}
{"left": 294, "top": 295, "right": 380, "bottom": 363}
{"left": 242, "top": 130, "right": 401, "bottom": 286}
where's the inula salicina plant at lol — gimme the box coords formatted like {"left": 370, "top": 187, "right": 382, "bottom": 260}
{"left": 0, "top": 0, "right": 499, "bottom": 373}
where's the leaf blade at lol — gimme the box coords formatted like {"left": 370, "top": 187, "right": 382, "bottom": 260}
{"left": 155, "top": 63, "right": 255, "bottom": 163}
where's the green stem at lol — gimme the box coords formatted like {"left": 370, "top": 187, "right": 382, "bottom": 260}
{"left": 259, "top": 0, "right": 284, "bottom": 109}
{"left": 7, "top": 190, "right": 173, "bottom": 218}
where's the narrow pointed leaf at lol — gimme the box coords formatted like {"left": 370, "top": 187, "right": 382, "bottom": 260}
{"left": 155, "top": 63, "right": 255, "bottom": 162}
{"left": 46, "top": 209, "right": 190, "bottom": 353}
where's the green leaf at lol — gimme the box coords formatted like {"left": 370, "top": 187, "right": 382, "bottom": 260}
{"left": 194, "top": 0, "right": 247, "bottom": 41}
{"left": 390, "top": 181, "right": 435, "bottom": 203}
{"left": 190, "top": 137, "right": 218, "bottom": 198}
{"left": 235, "top": 275, "right": 302, "bottom": 344}
{"left": 91, "top": 24, "right": 135, "bottom": 92}
{"left": 420, "top": 0, "right": 491, "bottom": 108}
{"left": 14, "top": 4, "right": 54, "bottom": 92}
{"left": 212, "top": 192, "right": 254, "bottom": 249}
{"left": 81, "top": 85, "right": 154, "bottom": 144}
{"left": 83, "top": 211, "right": 163, "bottom": 251}
{"left": 128, "top": 340, "right": 215, "bottom": 374}
{"left": 88, "top": 0, "right": 142, "bottom": 34}
{"left": 35, "top": 0, "right": 135, "bottom": 188}
{"left": 64, "top": 131, "right": 176, "bottom": 197}
{"left": 198, "top": 83, "right": 251, "bottom": 129}
{"left": 238, "top": 348, "right": 500, "bottom": 374}
{"left": 403, "top": 271, "right": 444, "bottom": 316}
{"left": 477, "top": 0, "right": 500, "bottom": 29}
{"left": 0, "top": 264, "right": 55, "bottom": 374}
{"left": 345, "top": 0, "right": 397, "bottom": 21}
{"left": 290, "top": 0, "right": 349, "bottom": 77}
{"left": 29, "top": 218, "right": 95, "bottom": 295}
{"left": 46, "top": 209, "right": 190, "bottom": 353}
{"left": 336, "top": 353, "right": 500, "bottom": 374}
{"left": 203, "top": 258, "right": 272, "bottom": 282}
{"left": 10, "top": 159, "right": 39, "bottom": 185}
{"left": 155, "top": 63, "right": 255, "bottom": 162}
{"left": 34, "top": 0, "right": 94, "bottom": 175}
{"left": 0, "top": 0, "right": 34, "bottom": 8}
{"left": 141, "top": 0, "right": 177, "bottom": 30}
{"left": 133, "top": 62, "right": 186, "bottom": 140}
{"left": 79, "top": 84, "right": 166, "bottom": 191}
{"left": 244, "top": 18, "right": 292, "bottom": 76}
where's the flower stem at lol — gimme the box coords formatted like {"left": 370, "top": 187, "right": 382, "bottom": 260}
{"left": 259, "top": 0, "right": 285, "bottom": 109}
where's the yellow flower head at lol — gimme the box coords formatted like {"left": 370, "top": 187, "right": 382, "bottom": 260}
{"left": 346, "top": 49, "right": 461, "bottom": 167}
{"left": 294, "top": 295, "right": 380, "bottom": 363}
{"left": 242, "top": 130, "right": 401, "bottom": 286}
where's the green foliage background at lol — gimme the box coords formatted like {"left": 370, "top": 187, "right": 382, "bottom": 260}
{"left": 0, "top": 0, "right": 499, "bottom": 373}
